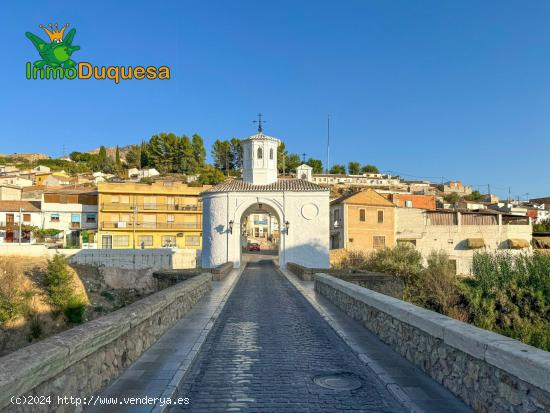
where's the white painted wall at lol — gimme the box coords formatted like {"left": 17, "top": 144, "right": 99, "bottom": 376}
{"left": 396, "top": 208, "right": 533, "bottom": 274}
{"left": 202, "top": 190, "right": 329, "bottom": 269}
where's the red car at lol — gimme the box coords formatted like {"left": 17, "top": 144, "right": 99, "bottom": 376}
{"left": 247, "top": 242, "right": 260, "bottom": 252}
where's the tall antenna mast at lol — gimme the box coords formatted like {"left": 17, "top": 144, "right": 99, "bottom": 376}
{"left": 326, "top": 114, "right": 330, "bottom": 173}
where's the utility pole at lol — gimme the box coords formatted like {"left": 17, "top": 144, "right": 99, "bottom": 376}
{"left": 326, "top": 114, "right": 330, "bottom": 173}
{"left": 132, "top": 205, "right": 138, "bottom": 249}
{"left": 18, "top": 207, "right": 23, "bottom": 245}
{"left": 508, "top": 187, "right": 511, "bottom": 203}
{"left": 487, "top": 184, "right": 491, "bottom": 199}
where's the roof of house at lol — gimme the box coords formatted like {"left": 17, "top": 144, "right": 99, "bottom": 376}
{"left": 241, "top": 132, "right": 281, "bottom": 143}
{"left": 204, "top": 178, "right": 328, "bottom": 193}
{"left": 43, "top": 186, "right": 97, "bottom": 195}
{"left": 330, "top": 189, "right": 396, "bottom": 207}
{"left": 0, "top": 201, "right": 41, "bottom": 212}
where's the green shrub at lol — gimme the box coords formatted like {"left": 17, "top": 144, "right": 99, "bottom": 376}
{"left": 364, "top": 244, "right": 423, "bottom": 281}
{"left": 63, "top": 295, "right": 87, "bottom": 324}
{"left": 29, "top": 315, "right": 43, "bottom": 339}
{"left": 461, "top": 251, "right": 550, "bottom": 350}
{"left": 43, "top": 254, "right": 74, "bottom": 310}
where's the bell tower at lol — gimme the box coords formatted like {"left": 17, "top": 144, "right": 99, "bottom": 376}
{"left": 242, "top": 114, "right": 280, "bottom": 185}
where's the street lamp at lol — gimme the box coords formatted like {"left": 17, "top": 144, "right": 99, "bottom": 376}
{"left": 284, "top": 220, "right": 290, "bottom": 234}
{"left": 228, "top": 220, "right": 234, "bottom": 234}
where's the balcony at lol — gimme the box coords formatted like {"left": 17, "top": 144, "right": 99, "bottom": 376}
{"left": 101, "top": 221, "right": 202, "bottom": 230}
{"left": 101, "top": 203, "right": 202, "bottom": 212}
{"left": 70, "top": 222, "right": 81, "bottom": 229}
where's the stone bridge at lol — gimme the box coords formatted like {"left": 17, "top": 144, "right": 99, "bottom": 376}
{"left": 1, "top": 254, "right": 549, "bottom": 412}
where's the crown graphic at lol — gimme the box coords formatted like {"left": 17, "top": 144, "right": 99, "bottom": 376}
{"left": 39, "top": 23, "right": 69, "bottom": 42}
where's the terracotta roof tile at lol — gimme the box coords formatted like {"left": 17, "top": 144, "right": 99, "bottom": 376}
{"left": 204, "top": 179, "right": 328, "bottom": 193}
{"left": 0, "top": 201, "right": 41, "bottom": 212}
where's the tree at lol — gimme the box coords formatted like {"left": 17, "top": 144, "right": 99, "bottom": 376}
{"left": 464, "top": 190, "right": 484, "bottom": 201}
{"left": 198, "top": 164, "right": 226, "bottom": 185}
{"left": 211, "top": 139, "right": 232, "bottom": 173}
{"left": 96, "top": 145, "right": 113, "bottom": 173}
{"left": 114, "top": 146, "right": 123, "bottom": 175}
{"left": 443, "top": 192, "right": 460, "bottom": 205}
{"left": 177, "top": 135, "right": 197, "bottom": 174}
{"left": 125, "top": 145, "right": 141, "bottom": 169}
{"left": 330, "top": 164, "right": 346, "bottom": 174}
{"left": 348, "top": 161, "right": 361, "bottom": 175}
{"left": 361, "top": 164, "right": 379, "bottom": 174}
{"left": 191, "top": 134, "right": 206, "bottom": 169}
{"left": 277, "top": 141, "right": 287, "bottom": 173}
{"left": 533, "top": 219, "right": 550, "bottom": 233}
{"left": 285, "top": 153, "right": 302, "bottom": 173}
{"left": 306, "top": 158, "right": 323, "bottom": 174}
{"left": 229, "top": 138, "right": 243, "bottom": 171}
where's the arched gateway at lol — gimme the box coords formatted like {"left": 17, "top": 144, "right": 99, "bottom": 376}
{"left": 201, "top": 129, "right": 330, "bottom": 269}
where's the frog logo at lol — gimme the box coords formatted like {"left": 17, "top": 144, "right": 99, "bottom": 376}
{"left": 25, "top": 23, "right": 80, "bottom": 69}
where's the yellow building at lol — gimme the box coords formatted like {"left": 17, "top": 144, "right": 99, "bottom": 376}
{"left": 329, "top": 189, "right": 396, "bottom": 250}
{"left": 97, "top": 181, "right": 210, "bottom": 249}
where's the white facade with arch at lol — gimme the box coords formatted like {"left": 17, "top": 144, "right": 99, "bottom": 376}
{"left": 201, "top": 131, "right": 329, "bottom": 269}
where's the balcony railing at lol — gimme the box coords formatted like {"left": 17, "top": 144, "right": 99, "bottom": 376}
{"left": 101, "top": 203, "right": 202, "bottom": 212}
{"left": 101, "top": 221, "right": 201, "bottom": 230}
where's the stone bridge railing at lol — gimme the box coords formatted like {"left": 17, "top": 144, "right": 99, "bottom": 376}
{"left": 315, "top": 273, "right": 550, "bottom": 413}
{"left": 0, "top": 274, "right": 212, "bottom": 413}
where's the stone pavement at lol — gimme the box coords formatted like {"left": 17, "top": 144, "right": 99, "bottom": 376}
{"left": 282, "top": 267, "right": 473, "bottom": 413}
{"left": 86, "top": 268, "right": 242, "bottom": 413}
{"left": 171, "top": 260, "right": 406, "bottom": 412}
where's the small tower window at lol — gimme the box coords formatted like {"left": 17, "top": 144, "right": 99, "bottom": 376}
{"left": 257, "top": 147, "right": 263, "bottom": 159}
{"left": 269, "top": 148, "right": 274, "bottom": 160}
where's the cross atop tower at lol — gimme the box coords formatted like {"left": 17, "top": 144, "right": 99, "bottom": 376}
{"left": 302, "top": 153, "right": 307, "bottom": 163}
{"left": 253, "top": 113, "right": 266, "bottom": 133}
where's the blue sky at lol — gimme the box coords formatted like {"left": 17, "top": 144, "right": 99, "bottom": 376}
{"left": 1, "top": 0, "right": 549, "bottom": 199}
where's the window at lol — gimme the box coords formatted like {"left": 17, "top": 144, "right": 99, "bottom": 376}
{"left": 23, "top": 214, "right": 31, "bottom": 222}
{"left": 377, "top": 210, "right": 384, "bottom": 223}
{"left": 167, "top": 214, "right": 175, "bottom": 224}
{"left": 185, "top": 235, "right": 200, "bottom": 247}
{"left": 50, "top": 213, "right": 60, "bottom": 222}
{"left": 373, "top": 236, "right": 386, "bottom": 249}
{"left": 162, "top": 235, "right": 176, "bottom": 247}
{"left": 257, "top": 147, "right": 263, "bottom": 159}
{"left": 139, "top": 235, "right": 153, "bottom": 247}
{"left": 71, "top": 213, "right": 81, "bottom": 223}
{"left": 86, "top": 213, "right": 97, "bottom": 223}
{"left": 359, "top": 209, "right": 366, "bottom": 222}
{"left": 269, "top": 148, "right": 273, "bottom": 160}
{"left": 119, "top": 195, "right": 130, "bottom": 204}
{"left": 142, "top": 215, "right": 156, "bottom": 228}
{"left": 143, "top": 196, "right": 157, "bottom": 210}
{"left": 111, "top": 195, "right": 119, "bottom": 203}
{"left": 113, "top": 235, "right": 129, "bottom": 247}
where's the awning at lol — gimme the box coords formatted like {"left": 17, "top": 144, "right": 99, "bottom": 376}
{"left": 508, "top": 239, "right": 530, "bottom": 249}
{"left": 467, "top": 238, "right": 485, "bottom": 249}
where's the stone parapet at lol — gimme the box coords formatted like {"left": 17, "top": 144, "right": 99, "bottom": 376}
{"left": 287, "top": 263, "right": 403, "bottom": 298}
{"left": 0, "top": 274, "right": 212, "bottom": 413}
{"left": 211, "top": 262, "right": 233, "bottom": 281}
{"left": 315, "top": 273, "right": 550, "bottom": 412}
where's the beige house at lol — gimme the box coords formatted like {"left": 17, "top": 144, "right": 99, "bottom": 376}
{"left": 330, "top": 190, "right": 396, "bottom": 250}
{"left": 396, "top": 208, "right": 532, "bottom": 274}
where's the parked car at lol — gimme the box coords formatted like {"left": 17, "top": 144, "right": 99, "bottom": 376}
{"left": 247, "top": 242, "right": 260, "bottom": 252}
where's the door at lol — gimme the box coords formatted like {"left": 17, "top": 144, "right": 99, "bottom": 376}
{"left": 102, "top": 235, "right": 113, "bottom": 249}
{"left": 5, "top": 214, "right": 14, "bottom": 242}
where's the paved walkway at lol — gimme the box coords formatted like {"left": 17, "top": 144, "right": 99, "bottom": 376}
{"left": 171, "top": 260, "right": 406, "bottom": 412}
{"left": 86, "top": 268, "right": 242, "bottom": 413}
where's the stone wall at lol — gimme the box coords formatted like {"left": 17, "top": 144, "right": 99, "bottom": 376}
{"left": 315, "top": 273, "right": 550, "bottom": 412}
{"left": 211, "top": 262, "right": 233, "bottom": 281}
{"left": 287, "top": 262, "right": 403, "bottom": 299}
{"left": 68, "top": 248, "right": 199, "bottom": 270}
{"left": 0, "top": 274, "right": 212, "bottom": 413}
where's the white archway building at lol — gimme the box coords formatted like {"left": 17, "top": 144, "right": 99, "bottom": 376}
{"left": 201, "top": 131, "right": 330, "bottom": 269}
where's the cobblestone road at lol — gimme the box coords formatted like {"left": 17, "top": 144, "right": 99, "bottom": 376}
{"left": 172, "top": 260, "right": 406, "bottom": 412}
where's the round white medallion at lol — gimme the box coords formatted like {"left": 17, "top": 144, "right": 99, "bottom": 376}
{"left": 301, "top": 203, "right": 319, "bottom": 220}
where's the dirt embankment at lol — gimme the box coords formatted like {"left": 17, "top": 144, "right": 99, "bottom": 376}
{"left": 0, "top": 256, "right": 152, "bottom": 357}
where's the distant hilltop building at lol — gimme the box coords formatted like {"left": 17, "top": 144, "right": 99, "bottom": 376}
{"left": 0, "top": 153, "right": 50, "bottom": 161}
